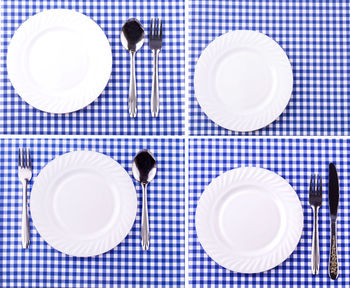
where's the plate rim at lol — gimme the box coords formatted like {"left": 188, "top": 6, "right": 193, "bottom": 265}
{"left": 6, "top": 9, "right": 112, "bottom": 114}
{"left": 194, "top": 30, "right": 293, "bottom": 132}
{"left": 30, "top": 150, "right": 137, "bottom": 257}
{"left": 195, "top": 166, "right": 304, "bottom": 273}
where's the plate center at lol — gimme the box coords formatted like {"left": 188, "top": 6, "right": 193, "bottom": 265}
{"left": 28, "top": 27, "right": 89, "bottom": 91}
{"left": 215, "top": 49, "right": 274, "bottom": 112}
{"left": 53, "top": 169, "right": 117, "bottom": 236}
{"left": 219, "top": 186, "right": 281, "bottom": 252}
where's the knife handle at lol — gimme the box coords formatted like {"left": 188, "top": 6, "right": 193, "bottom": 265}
{"left": 329, "top": 220, "right": 339, "bottom": 280}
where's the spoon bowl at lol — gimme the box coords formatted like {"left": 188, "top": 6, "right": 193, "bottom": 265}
{"left": 121, "top": 18, "right": 145, "bottom": 52}
{"left": 132, "top": 150, "right": 157, "bottom": 184}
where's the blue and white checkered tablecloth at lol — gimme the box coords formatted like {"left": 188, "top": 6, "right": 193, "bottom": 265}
{"left": 189, "top": 138, "right": 350, "bottom": 287}
{"left": 0, "top": 0, "right": 185, "bottom": 135}
{"left": 0, "top": 138, "right": 185, "bottom": 287}
{"left": 189, "top": 1, "right": 350, "bottom": 136}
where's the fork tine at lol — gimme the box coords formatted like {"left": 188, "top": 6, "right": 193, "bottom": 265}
{"left": 310, "top": 174, "right": 315, "bottom": 192}
{"left": 157, "top": 18, "right": 159, "bottom": 36}
{"left": 151, "top": 18, "right": 154, "bottom": 36}
{"left": 18, "top": 148, "right": 22, "bottom": 167}
{"left": 24, "top": 148, "right": 27, "bottom": 168}
{"left": 154, "top": 18, "right": 157, "bottom": 36}
{"left": 309, "top": 174, "right": 313, "bottom": 193}
{"left": 21, "top": 148, "right": 24, "bottom": 168}
{"left": 150, "top": 18, "right": 153, "bottom": 37}
{"left": 155, "top": 18, "right": 157, "bottom": 35}
{"left": 314, "top": 174, "right": 318, "bottom": 193}
{"left": 160, "top": 19, "right": 162, "bottom": 38}
{"left": 309, "top": 174, "right": 312, "bottom": 193}
{"left": 318, "top": 175, "right": 322, "bottom": 194}
{"left": 26, "top": 148, "right": 31, "bottom": 168}
{"left": 22, "top": 147, "right": 25, "bottom": 167}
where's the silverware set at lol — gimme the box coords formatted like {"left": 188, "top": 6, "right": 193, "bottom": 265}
{"left": 17, "top": 147, "right": 158, "bottom": 251}
{"left": 15, "top": 146, "right": 341, "bottom": 276}
{"left": 121, "top": 18, "right": 163, "bottom": 118}
{"left": 309, "top": 163, "right": 340, "bottom": 280}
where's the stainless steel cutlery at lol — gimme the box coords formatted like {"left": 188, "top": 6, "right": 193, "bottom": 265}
{"left": 309, "top": 174, "right": 322, "bottom": 275}
{"left": 18, "top": 148, "right": 32, "bottom": 249}
{"left": 121, "top": 18, "right": 163, "bottom": 117}
{"left": 328, "top": 163, "right": 339, "bottom": 280}
{"left": 121, "top": 18, "right": 145, "bottom": 118}
{"left": 149, "top": 18, "right": 163, "bottom": 117}
{"left": 16, "top": 146, "right": 160, "bottom": 253}
{"left": 132, "top": 150, "right": 157, "bottom": 250}
{"left": 9, "top": 12, "right": 343, "bottom": 279}
{"left": 309, "top": 164, "right": 340, "bottom": 279}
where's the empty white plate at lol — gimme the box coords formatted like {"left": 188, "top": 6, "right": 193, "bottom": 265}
{"left": 196, "top": 167, "right": 303, "bottom": 273}
{"left": 7, "top": 9, "right": 112, "bottom": 114}
{"left": 194, "top": 30, "right": 293, "bottom": 132}
{"left": 30, "top": 151, "right": 137, "bottom": 257}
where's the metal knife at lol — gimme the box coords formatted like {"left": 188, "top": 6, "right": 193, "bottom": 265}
{"left": 328, "top": 163, "right": 339, "bottom": 280}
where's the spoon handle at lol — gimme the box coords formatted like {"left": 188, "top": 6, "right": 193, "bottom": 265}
{"left": 129, "top": 51, "right": 137, "bottom": 118}
{"left": 141, "top": 182, "right": 149, "bottom": 250}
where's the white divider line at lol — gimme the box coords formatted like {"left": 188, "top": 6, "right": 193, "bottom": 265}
{"left": 184, "top": 0, "right": 190, "bottom": 286}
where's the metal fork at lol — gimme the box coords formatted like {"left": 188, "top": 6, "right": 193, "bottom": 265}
{"left": 309, "top": 174, "right": 322, "bottom": 275}
{"left": 18, "top": 148, "right": 32, "bottom": 249}
{"left": 149, "top": 18, "right": 163, "bottom": 117}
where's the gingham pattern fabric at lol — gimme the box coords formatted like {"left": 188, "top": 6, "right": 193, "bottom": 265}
{"left": 189, "top": 138, "right": 350, "bottom": 287}
{"left": 0, "top": 138, "right": 185, "bottom": 287}
{"left": 0, "top": 0, "right": 185, "bottom": 135}
{"left": 189, "top": 1, "right": 350, "bottom": 136}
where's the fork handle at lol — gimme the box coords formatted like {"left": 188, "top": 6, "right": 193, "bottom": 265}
{"left": 129, "top": 51, "right": 137, "bottom": 118}
{"left": 151, "top": 49, "right": 160, "bottom": 117}
{"left": 311, "top": 206, "right": 320, "bottom": 275}
{"left": 329, "top": 219, "right": 339, "bottom": 280}
{"left": 21, "top": 180, "right": 30, "bottom": 249}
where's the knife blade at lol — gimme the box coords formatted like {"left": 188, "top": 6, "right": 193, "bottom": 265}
{"left": 329, "top": 163, "right": 339, "bottom": 219}
{"left": 328, "top": 163, "right": 339, "bottom": 280}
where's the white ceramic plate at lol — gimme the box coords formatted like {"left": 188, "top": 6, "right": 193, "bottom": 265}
{"left": 30, "top": 151, "right": 137, "bottom": 257}
{"left": 196, "top": 167, "right": 303, "bottom": 273}
{"left": 7, "top": 9, "right": 112, "bottom": 114}
{"left": 194, "top": 30, "right": 293, "bottom": 132}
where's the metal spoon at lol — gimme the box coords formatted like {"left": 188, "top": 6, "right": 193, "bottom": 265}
{"left": 132, "top": 150, "right": 156, "bottom": 250}
{"left": 121, "top": 18, "right": 145, "bottom": 118}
